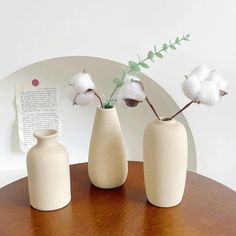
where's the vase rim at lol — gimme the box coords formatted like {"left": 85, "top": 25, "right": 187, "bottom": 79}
{"left": 97, "top": 106, "right": 116, "bottom": 111}
{"left": 34, "top": 129, "right": 58, "bottom": 139}
{"left": 154, "top": 117, "right": 176, "bottom": 124}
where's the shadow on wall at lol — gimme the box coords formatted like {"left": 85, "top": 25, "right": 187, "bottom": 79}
{"left": 0, "top": 56, "right": 197, "bottom": 174}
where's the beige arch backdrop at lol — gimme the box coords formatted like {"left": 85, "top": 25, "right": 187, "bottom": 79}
{"left": 0, "top": 56, "right": 197, "bottom": 187}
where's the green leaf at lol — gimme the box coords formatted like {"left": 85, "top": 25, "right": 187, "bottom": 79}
{"left": 170, "top": 45, "right": 176, "bottom": 50}
{"left": 148, "top": 51, "right": 154, "bottom": 59}
{"left": 128, "top": 60, "right": 141, "bottom": 72}
{"left": 113, "top": 78, "right": 124, "bottom": 87}
{"left": 140, "top": 62, "right": 149, "bottom": 68}
{"left": 155, "top": 52, "right": 163, "bottom": 58}
{"left": 183, "top": 37, "right": 190, "bottom": 41}
{"left": 162, "top": 43, "right": 168, "bottom": 51}
{"left": 186, "top": 34, "right": 191, "bottom": 38}
{"left": 175, "top": 37, "right": 180, "bottom": 45}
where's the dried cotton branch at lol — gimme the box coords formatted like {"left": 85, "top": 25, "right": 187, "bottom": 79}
{"left": 69, "top": 71, "right": 103, "bottom": 108}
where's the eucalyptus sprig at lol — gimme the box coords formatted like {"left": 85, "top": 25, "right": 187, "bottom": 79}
{"left": 104, "top": 34, "right": 191, "bottom": 108}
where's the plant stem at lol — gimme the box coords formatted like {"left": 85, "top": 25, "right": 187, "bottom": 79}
{"left": 73, "top": 90, "right": 104, "bottom": 108}
{"left": 73, "top": 93, "right": 80, "bottom": 105}
{"left": 107, "top": 35, "right": 189, "bottom": 105}
{"left": 94, "top": 91, "right": 104, "bottom": 108}
{"left": 169, "top": 100, "right": 196, "bottom": 120}
{"left": 108, "top": 71, "right": 130, "bottom": 105}
{"left": 146, "top": 96, "right": 160, "bottom": 120}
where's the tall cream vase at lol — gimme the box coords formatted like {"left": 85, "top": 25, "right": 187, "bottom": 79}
{"left": 143, "top": 118, "right": 188, "bottom": 207}
{"left": 88, "top": 107, "right": 128, "bottom": 189}
{"left": 27, "top": 129, "right": 71, "bottom": 211}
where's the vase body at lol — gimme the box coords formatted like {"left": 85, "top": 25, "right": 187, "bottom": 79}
{"left": 26, "top": 129, "right": 71, "bottom": 211}
{"left": 88, "top": 107, "right": 128, "bottom": 189}
{"left": 143, "top": 119, "right": 187, "bottom": 207}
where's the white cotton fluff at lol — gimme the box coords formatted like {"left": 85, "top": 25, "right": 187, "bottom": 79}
{"left": 189, "top": 65, "right": 211, "bottom": 81}
{"left": 117, "top": 77, "right": 146, "bottom": 104}
{"left": 123, "top": 74, "right": 140, "bottom": 83}
{"left": 70, "top": 72, "right": 95, "bottom": 93}
{"left": 207, "top": 72, "right": 228, "bottom": 91}
{"left": 197, "top": 81, "right": 220, "bottom": 105}
{"left": 183, "top": 65, "right": 228, "bottom": 106}
{"left": 182, "top": 75, "right": 201, "bottom": 100}
{"left": 73, "top": 92, "right": 95, "bottom": 106}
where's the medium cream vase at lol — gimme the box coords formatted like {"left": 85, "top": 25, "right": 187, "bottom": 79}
{"left": 27, "top": 129, "right": 71, "bottom": 211}
{"left": 143, "top": 118, "right": 188, "bottom": 207}
{"left": 88, "top": 107, "right": 128, "bottom": 189}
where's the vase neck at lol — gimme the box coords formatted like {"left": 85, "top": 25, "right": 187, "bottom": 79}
{"left": 34, "top": 129, "right": 58, "bottom": 146}
{"left": 36, "top": 137, "right": 57, "bottom": 146}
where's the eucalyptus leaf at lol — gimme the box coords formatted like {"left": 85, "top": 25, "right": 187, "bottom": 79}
{"left": 148, "top": 51, "right": 154, "bottom": 59}
{"left": 113, "top": 78, "right": 124, "bottom": 87}
{"left": 175, "top": 37, "right": 180, "bottom": 45}
{"left": 140, "top": 62, "right": 149, "bottom": 68}
{"left": 155, "top": 52, "right": 163, "bottom": 58}
{"left": 128, "top": 60, "right": 141, "bottom": 72}
{"left": 162, "top": 43, "right": 168, "bottom": 51}
{"left": 170, "top": 45, "right": 176, "bottom": 50}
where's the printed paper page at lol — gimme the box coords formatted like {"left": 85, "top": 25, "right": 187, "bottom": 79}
{"left": 15, "top": 81, "right": 60, "bottom": 152}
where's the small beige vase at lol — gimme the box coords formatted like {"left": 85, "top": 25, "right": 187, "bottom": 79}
{"left": 27, "top": 129, "right": 71, "bottom": 211}
{"left": 88, "top": 107, "right": 128, "bottom": 189}
{"left": 143, "top": 118, "right": 188, "bottom": 207}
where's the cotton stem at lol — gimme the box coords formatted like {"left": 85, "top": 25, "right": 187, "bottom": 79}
{"left": 146, "top": 96, "right": 160, "bottom": 120}
{"left": 169, "top": 100, "right": 198, "bottom": 120}
{"left": 94, "top": 91, "right": 104, "bottom": 108}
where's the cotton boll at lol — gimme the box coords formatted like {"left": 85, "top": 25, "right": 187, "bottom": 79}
{"left": 207, "top": 72, "right": 228, "bottom": 91}
{"left": 198, "top": 81, "right": 220, "bottom": 105}
{"left": 189, "top": 65, "right": 211, "bottom": 81}
{"left": 182, "top": 75, "right": 201, "bottom": 100}
{"left": 71, "top": 72, "right": 95, "bottom": 93}
{"left": 119, "top": 99, "right": 134, "bottom": 109}
{"left": 74, "top": 92, "right": 95, "bottom": 106}
{"left": 117, "top": 80, "right": 146, "bottom": 103}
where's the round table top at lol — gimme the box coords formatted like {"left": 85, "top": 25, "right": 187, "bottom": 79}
{"left": 0, "top": 162, "right": 236, "bottom": 236}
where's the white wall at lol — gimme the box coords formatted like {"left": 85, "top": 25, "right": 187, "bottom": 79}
{"left": 0, "top": 0, "right": 235, "bottom": 189}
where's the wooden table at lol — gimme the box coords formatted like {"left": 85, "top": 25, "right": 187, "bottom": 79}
{"left": 0, "top": 162, "right": 236, "bottom": 236}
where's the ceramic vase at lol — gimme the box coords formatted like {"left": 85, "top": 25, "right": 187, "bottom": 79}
{"left": 88, "top": 107, "right": 128, "bottom": 189}
{"left": 143, "top": 118, "right": 188, "bottom": 207}
{"left": 26, "top": 129, "right": 71, "bottom": 211}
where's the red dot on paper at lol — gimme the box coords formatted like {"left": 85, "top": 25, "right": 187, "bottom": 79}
{"left": 32, "top": 79, "right": 39, "bottom": 87}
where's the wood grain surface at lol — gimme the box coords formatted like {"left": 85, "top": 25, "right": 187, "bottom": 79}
{"left": 0, "top": 161, "right": 236, "bottom": 236}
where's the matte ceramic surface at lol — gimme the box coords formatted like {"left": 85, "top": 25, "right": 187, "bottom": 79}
{"left": 88, "top": 107, "right": 128, "bottom": 189}
{"left": 143, "top": 119, "right": 188, "bottom": 207}
{"left": 27, "top": 129, "right": 71, "bottom": 211}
